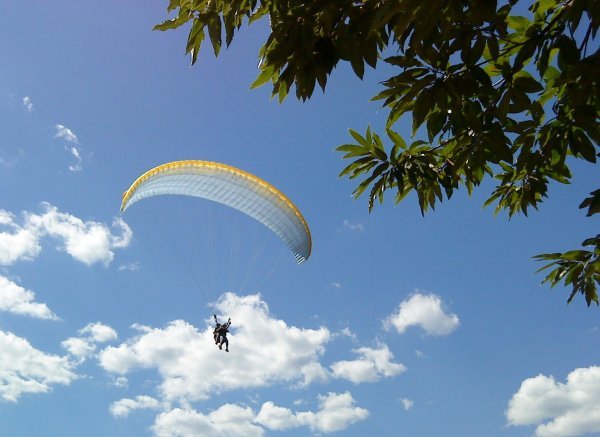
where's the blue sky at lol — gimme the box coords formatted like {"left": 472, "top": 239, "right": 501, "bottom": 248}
{"left": 1, "top": 2, "right": 599, "bottom": 436}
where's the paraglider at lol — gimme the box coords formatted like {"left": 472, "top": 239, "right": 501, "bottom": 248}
{"left": 213, "top": 314, "right": 231, "bottom": 352}
{"left": 120, "top": 160, "right": 311, "bottom": 263}
{"left": 121, "top": 160, "right": 311, "bottom": 352}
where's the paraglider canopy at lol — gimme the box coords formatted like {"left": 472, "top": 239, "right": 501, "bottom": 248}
{"left": 121, "top": 160, "right": 311, "bottom": 263}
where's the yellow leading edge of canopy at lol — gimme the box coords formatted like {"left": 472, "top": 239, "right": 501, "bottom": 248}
{"left": 120, "top": 160, "right": 312, "bottom": 252}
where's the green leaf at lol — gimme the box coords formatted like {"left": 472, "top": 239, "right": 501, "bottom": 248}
{"left": 208, "top": 15, "right": 222, "bottom": 56}
{"left": 513, "top": 73, "right": 543, "bottom": 93}
{"left": 349, "top": 129, "right": 370, "bottom": 148}
{"left": 336, "top": 144, "right": 370, "bottom": 158}
{"left": 154, "top": 17, "right": 186, "bottom": 31}
{"left": 154, "top": 5, "right": 193, "bottom": 31}
{"left": 507, "top": 16, "right": 530, "bottom": 32}
{"left": 372, "top": 163, "right": 389, "bottom": 179}
{"left": 486, "top": 37, "right": 500, "bottom": 60}
{"left": 386, "top": 129, "right": 408, "bottom": 150}
{"left": 412, "top": 87, "right": 434, "bottom": 135}
{"left": 570, "top": 130, "right": 597, "bottom": 163}
{"left": 556, "top": 36, "right": 579, "bottom": 68}
{"left": 513, "top": 39, "right": 537, "bottom": 70}
{"left": 579, "top": 190, "right": 600, "bottom": 217}
{"left": 185, "top": 18, "right": 204, "bottom": 53}
{"left": 250, "top": 65, "right": 276, "bottom": 89}
{"left": 353, "top": 173, "right": 379, "bottom": 199}
{"left": 466, "top": 37, "right": 486, "bottom": 65}
{"left": 350, "top": 54, "right": 365, "bottom": 79}
{"left": 470, "top": 66, "right": 492, "bottom": 87}
{"left": 426, "top": 111, "right": 446, "bottom": 143}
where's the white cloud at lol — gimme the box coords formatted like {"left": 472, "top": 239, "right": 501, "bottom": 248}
{"left": 118, "top": 261, "right": 141, "bottom": 272}
{"left": 255, "top": 402, "right": 300, "bottom": 430}
{"left": 0, "top": 210, "right": 41, "bottom": 265}
{"left": 96, "top": 294, "right": 382, "bottom": 435}
{"left": 0, "top": 275, "right": 58, "bottom": 320}
{"left": 0, "top": 205, "right": 132, "bottom": 266}
{"left": 506, "top": 366, "right": 600, "bottom": 437}
{"left": 22, "top": 96, "right": 33, "bottom": 112}
{"left": 0, "top": 212, "right": 13, "bottom": 226}
{"left": 151, "top": 392, "right": 368, "bottom": 436}
{"left": 0, "top": 329, "right": 78, "bottom": 402}
{"left": 400, "top": 398, "right": 414, "bottom": 410}
{"left": 331, "top": 344, "right": 406, "bottom": 383}
{"left": 384, "top": 293, "right": 459, "bottom": 336}
{"left": 99, "top": 293, "right": 330, "bottom": 402}
{"left": 153, "top": 405, "right": 264, "bottom": 437}
{"left": 110, "top": 395, "right": 161, "bottom": 418}
{"left": 112, "top": 376, "right": 128, "bottom": 388}
{"left": 0, "top": 204, "right": 132, "bottom": 266}
{"left": 62, "top": 322, "right": 118, "bottom": 363}
{"left": 78, "top": 322, "right": 118, "bottom": 343}
{"left": 54, "top": 124, "right": 79, "bottom": 144}
{"left": 339, "top": 327, "right": 356, "bottom": 340}
{"left": 256, "top": 391, "right": 369, "bottom": 433}
{"left": 61, "top": 337, "right": 96, "bottom": 362}
{"left": 54, "top": 125, "right": 85, "bottom": 171}
{"left": 342, "top": 219, "right": 364, "bottom": 232}
{"left": 26, "top": 205, "right": 132, "bottom": 265}
{"left": 66, "top": 146, "right": 82, "bottom": 172}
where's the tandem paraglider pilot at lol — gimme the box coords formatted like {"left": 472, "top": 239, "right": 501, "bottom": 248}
{"left": 213, "top": 314, "right": 231, "bottom": 352}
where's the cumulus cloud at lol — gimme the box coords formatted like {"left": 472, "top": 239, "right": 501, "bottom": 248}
{"left": 112, "top": 376, "right": 129, "bottom": 388}
{"left": 54, "top": 124, "right": 79, "bottom": 144}
{"left": 62, "top": 322, "right": 117, "bottom": 363}
{"left": 78, "top": 322, "right": 118, "bottom": 343}
{"left": 0, "top": 210, "right": 41, "bottom": 265}
{"left": 384, "top": 293, "right": 459, "bottom": 336}
{"left": 26, "top": 205, "right": 132, "bottom": 265}
{"left": 150, "top": 392, "right": 369, "bottom": 437}
{"left": 0, "top": 204, "right": 131, "bottom": 267}
{"left": 506, "top": 366, "right": 600, "bottom": 437}
{"left": 0, "top": 275, "right": 58, "bottom": 320}
{"left": 151, "top": 392, "right": 368, "bottom": 436}
{"left": 99, "top": 293, "right": 330, "bottom": 402}
{"left": 61, "top": 337, "right": 96, "bottom": 362}
{"left": 153, "top": 404, "right": 264, "bottom": 437}
{"left": 256, "top": 391, "right": 369, "bottom": 433}
{"left": 330, "top": 344, "right": 406, "bottom": 383}
{"left": 22, "top": 96, "right": 33, "bottom": 112}
{"left": 110, "top": 395, "right": 161, "bottom": 418}
{"left": 0, "top": 329, "right": 77, "bottom": 402}
{"left": 96, "top": 294, "right": 386, "bottom": 434}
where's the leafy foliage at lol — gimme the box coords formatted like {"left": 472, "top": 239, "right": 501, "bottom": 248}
{"left": 535, "top": 234, "right": 600, "bottom": 305}
{"left": 157, "top": 0, "right": 599, "bottom": 305}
